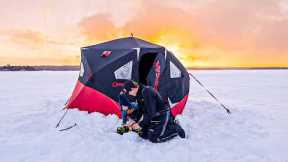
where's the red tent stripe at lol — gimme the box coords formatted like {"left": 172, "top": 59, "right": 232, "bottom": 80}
{"left": 66, "top": 81, "right": 121, "bottom": 117}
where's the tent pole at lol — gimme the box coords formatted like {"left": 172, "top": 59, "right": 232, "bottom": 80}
{"left": 188, "top": 73, "right": 231, "bottom": 114}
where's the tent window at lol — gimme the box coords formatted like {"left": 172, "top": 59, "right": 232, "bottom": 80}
{"left": 170, "top": 61, "right": 181, "bottom": 78}
{"left": 79, "top": 61, "right": 84, "bottom": 77}
{"left": 139, "top": 53, "right": 157, "bottom": 85}
{"left": 114, "top": 61, "right": 133, "bottom": 79}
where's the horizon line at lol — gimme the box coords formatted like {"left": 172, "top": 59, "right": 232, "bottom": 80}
{"left": 1, "top": 64, "right": 288, "bottom": 70}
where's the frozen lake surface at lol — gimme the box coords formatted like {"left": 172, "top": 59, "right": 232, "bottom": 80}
{"left": 0, "top": 70, "right": 287, "bottom": 162}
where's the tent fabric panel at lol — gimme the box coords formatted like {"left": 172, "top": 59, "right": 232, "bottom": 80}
{"left": 83, "top": 37, "right": 163, "bottom": 49}
{"left": 66, "top": 80, "right": 121, "bottom": 116}
{"left": 80, "top": 50, "right": 138, "bottom": 102}
{"left": 171, "top": 95, "right": 189, "bottom": 116}
{"left": 157, "top": 51, "right": 190, "bottom": 104}
{"left": 81, "top": 48, "right": 134, "bottom": 73}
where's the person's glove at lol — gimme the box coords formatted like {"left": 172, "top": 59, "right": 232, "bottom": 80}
{"left": 128, "top": 121, "right": 140, "bottom": 130}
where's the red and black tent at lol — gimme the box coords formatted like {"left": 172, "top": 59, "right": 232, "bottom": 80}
{"left": 65, "top": 37, "right": 190, "bottom": 117}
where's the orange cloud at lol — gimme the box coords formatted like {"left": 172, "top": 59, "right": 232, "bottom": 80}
{"left": 78, "top": 14, "right": 118, "bottom": 43}
{"left": 4, "top": 29, "right": 46, "bottom": 48}
{"left": 78, "top": 2, "right": 206, "bottom": 64}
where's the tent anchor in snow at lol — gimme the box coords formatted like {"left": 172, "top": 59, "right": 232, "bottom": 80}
{"left": 58, "top": 123, "right": 77, "bottom": 131}
{"left": 55, "top": 108, "right": 78, "bottom": 131}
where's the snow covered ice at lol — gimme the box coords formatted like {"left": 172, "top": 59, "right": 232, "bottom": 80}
{"left": 0, "top": 70, "right": 288, "bottom": 162}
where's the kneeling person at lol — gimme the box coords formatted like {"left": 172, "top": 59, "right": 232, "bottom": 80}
{"left": 118, "top": 80, "right": 185, "bottom": 143}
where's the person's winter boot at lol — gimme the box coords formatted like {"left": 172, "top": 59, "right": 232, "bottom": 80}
{"left": 174, "top": 120, "right": 185, "bottom": 138}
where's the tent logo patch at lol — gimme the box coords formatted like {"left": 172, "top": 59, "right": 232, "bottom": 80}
{"left": 112, "top": 81, "right": 125, "bottom": 87}
{"left": 101, "top": 50, "right": 112, "bottom": 57}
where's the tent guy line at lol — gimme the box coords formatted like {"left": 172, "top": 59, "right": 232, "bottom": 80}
{"left": 188, "top": 73, "right": 231, "bottom": 114}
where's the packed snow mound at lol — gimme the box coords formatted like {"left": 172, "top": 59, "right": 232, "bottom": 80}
{"left": 0, "top": 70, "right": 287, "bottom": 162}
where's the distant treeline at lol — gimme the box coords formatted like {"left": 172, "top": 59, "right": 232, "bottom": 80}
{"left": 187, "top": 67, "right": 288, "bottom": 70}
{"left": 0, "top": 64, "right": 287, "bottom": 71}
{"left": 0, "top": 65, "right": 80, "bottom": 71}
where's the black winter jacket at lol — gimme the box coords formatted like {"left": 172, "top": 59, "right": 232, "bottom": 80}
{"left": 136, "top": 85, "right": 170, "bottom": 128}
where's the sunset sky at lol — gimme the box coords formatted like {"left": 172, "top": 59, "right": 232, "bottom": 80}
{"left": 0, "top": 0, "right": 288, "bottom": 67}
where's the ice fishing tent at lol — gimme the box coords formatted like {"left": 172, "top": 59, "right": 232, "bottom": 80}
{"left": 66, "top": 37, "right": 190, "bottom": 117}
